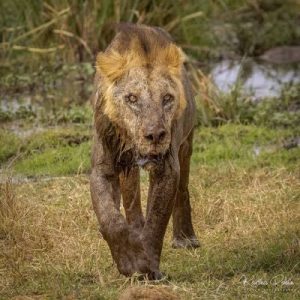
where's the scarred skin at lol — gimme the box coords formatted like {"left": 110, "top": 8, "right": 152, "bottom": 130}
{"left": 90, "top": 24, "right": 199, "bottom": 279}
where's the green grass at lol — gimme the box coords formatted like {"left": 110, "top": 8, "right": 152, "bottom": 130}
{"left": 14, "top": 141, "right": 91, "bottom": 176}
{"left": 5, "top": 126, "right": 92, "bottom": 176}
{"left": 0, "top": 129, "right": 21, "bottom": 164}
{"left": 192, "top": 124, "right": 300, "bottom": 169}
{"left": 1, "top": 124, "right": 299, "bottom": 177}
{"left": 23, "top": 127, "right": 90, "bottom": 151}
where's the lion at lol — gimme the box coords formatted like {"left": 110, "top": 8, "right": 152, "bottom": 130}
{"left": 90, "top": 23, "right": 199, "bottom": 279}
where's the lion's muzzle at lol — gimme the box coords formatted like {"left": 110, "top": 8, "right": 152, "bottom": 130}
{"left": 136, "top": 153, "right": 165, "bottom": 171}
{"left": 142, "top": 121, "right": 166, "bottom": 145}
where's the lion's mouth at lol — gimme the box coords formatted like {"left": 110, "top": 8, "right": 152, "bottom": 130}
{"left": 136, "top": 154, "right": 163, "bottom": 168}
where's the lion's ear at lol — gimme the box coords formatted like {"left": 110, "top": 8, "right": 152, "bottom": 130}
{"left": 159, "top": 44, "right": 184, "bottom": 76}
{"left": 96, "top": 50, "right": 126, "bottom": 82}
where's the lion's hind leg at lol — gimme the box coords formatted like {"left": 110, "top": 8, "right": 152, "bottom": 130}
{"left": 172, "top": 131, "right": 200, "bottom": 249}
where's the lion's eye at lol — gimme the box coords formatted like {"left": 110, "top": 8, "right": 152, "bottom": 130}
{"left": 125, "top": 94, "right": 138, "bottom": 104}
{"left": 163, "top": 94, "right": 174, "bottom": 106}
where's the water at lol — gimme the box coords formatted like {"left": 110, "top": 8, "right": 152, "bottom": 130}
{"left": 210, "top": 59, "right": 300, "bottom": 100}
{"left": 0, "top": 63, "right": 94, "bottom": 114}
{"left": 0, "top": 81, "right": 92, "bottom": 113}
{"left": 1, "top": 60, "right": 300, "bottom": 114}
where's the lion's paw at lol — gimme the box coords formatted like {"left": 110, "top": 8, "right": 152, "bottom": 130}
{"left": 172, "top": 237, "right": 200, "bottom": 249}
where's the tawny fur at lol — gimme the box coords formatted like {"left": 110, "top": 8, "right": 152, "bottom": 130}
{"left": 90, "top": 23, "right": 199, "bottom": 280}
{"left": 95, "top": 24, "right": 186, "bottom": 123}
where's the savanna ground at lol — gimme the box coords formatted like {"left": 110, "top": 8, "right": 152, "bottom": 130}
{"left": 1, "top": 122, "right": 299, "bottom": 299}
{"left": 1, "top": 0, "right": 300, "bottom": 299}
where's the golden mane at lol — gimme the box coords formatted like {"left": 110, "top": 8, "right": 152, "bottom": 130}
{"left": 96, "top": 24, "right": 184, "bottom": 81}
{"left": 95, "top": 24, "right": 186, "bottom": 119}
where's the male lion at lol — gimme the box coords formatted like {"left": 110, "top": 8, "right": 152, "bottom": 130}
{"left": 90, "top": 23, "right": 199, "bottom": 279}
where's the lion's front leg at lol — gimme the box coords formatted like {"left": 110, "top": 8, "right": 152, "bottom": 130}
{"left": 120, "top": 166, "right": 145, "bottom": 231}
{"left": 90, "top": 139, "right": 154, "bottom": 277}
{"left": 142, "top": 157, "right": 180, "bottom": 276}
{"left": 91, "top": 168, "right": 154, "bottom": 277}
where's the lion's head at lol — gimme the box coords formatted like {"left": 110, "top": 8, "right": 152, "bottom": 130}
{"left": 95, "top": 24, "right": 186, "bottom": 168}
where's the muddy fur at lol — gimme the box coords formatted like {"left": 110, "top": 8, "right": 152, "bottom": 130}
{"left": 95, "top": 23, "right": 186, "bottom": 124}
{"left": 90, "top": 23, "right": 199, "bottom": 279}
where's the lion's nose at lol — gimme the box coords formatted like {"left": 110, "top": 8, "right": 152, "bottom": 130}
{"left": 144, "top": 127, "right": 166, "bottom": 144}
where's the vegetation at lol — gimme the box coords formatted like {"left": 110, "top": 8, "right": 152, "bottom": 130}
{"left": 1, "top": 0, "right": 300, "bottom": 66}
{"left": 1, "top": 147, "right": 299, "bottom": 299}
{"left": 0, "top": 123, "right": 299, "bottom": 177}
{"left": 0, "top": 130, "right": 21, "bottom": 164}
{"left": 192, "top": 69, "right": 300, "bottom": 127}
{"left": 0, "top": 113, "right": 299, "bottom": 299}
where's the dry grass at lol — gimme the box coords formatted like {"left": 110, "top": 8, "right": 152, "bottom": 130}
{"left": 0, "top": 166, "right": 299, "bottom": 299}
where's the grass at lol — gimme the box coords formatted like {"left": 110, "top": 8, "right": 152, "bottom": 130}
{"left": 0, "top": 130, "right": 21, "bottom": 164}
{"left": 0, "top": 123, "right": 299, "bottom": 299}
{"left": 192, "top": 124, "right": 300, "bottom": 169}
{"left": 191, "top": 67, "right": 300, "bottom": 127}
{"left": 14, "top": 141, "right": 91, "bottom": 176}
{"left": 1, "top": 0, "right": 299, "bottom": 66}
{"left": 1, "top": 124, "right": 298, "bottom": 177}
{"left": 0, "top": 126, "right": 91, "bottom": 176}
{"left": 0, "top": 163, "right": 299, "bottom": 299}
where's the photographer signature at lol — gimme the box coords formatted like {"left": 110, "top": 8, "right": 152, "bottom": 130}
{"left": 240, "top": 275, "right": 295, "bottom": 288}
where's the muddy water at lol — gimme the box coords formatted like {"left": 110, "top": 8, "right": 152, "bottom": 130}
{"left": 0, "top": 80, "right": 92, "bottom": 113}
{"left": 1, "top": 60, "right": 300, "bottom": 114}
{"left": 0, "top": 62, "right": 94, "bottom": 115}
{"left": 210, "top": 59, "right": 300, "bottom": 100}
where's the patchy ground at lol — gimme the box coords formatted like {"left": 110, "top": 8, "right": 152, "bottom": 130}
{"left": 0, "top": 124, "right": 299, "bottom": 299}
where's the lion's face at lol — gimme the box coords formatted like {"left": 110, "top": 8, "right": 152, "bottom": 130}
{"left": 110, "top": 66, "right": 181, "bottom": 166}
{"left": 95, "top": 25, "right": 186, "bottom": 168}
